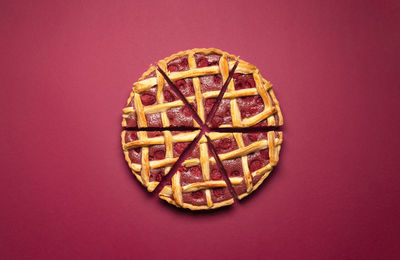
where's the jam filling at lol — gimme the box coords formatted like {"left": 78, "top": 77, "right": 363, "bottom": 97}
{"left": 199, "top": 75, "right": 223, "bottom": 92}
{"left": 194, "top": 53, "right": 221, "bottom": 67}
{"left": 167, "top": 55, "right": 189, "bottom": 72}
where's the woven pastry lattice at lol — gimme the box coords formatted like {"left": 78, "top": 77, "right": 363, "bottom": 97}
{"left": 121, "top": 48, "right": 283, "bottom": 210}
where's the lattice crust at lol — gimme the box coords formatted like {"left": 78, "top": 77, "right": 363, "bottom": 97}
{"left": 159, "top": 136, "right": 234, "bottom": 210}
{"left": 121, "top": 130, "right": 200, "bottom": 192}
{"left": 122, "top": 48, "right": 283, "bottom": 128}
{"left": 207, "top": 131, "right": 283, "bottom": 200}
{"left": 121, "top": 48, "right": 284, "bottom": 210}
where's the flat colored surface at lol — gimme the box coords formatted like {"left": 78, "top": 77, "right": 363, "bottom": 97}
{"left": 1, "top": 0, "right": 400, "bottom": 259}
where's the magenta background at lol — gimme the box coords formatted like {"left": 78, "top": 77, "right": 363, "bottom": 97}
{"left": 1, "top": 0, "right": 400, "bottom": 259}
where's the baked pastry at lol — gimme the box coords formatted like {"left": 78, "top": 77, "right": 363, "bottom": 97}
{"left": 121, "top": 48, "right": 283, "bottom": 210}
{"left": 158, "top": 135, "right": 234, "bottom": 210}
{"left": 207, "top": 131, "right": 282, "bottom": 200}
{"left": 121, "top": 130, "right": 200, "bottom": 192}
{"left": 122, "top": 48, "right": 282, "bottom": 128}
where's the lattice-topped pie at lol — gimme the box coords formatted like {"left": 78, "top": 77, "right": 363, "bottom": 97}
{"left": 121, "top": 48, "right": 283, "bottom": 210}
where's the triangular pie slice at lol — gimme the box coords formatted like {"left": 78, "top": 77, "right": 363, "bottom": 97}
{"left": 206, "top": 67, "right": 283, "bottom": 128}
{"left": 206, "top": 131, "right": 283, "bottom": 199}
{"left": 121, "top": 130, "right": 200, "bottom": 191}
{"left": 158, "top": 135, "right": 234, "bottom": 210}
{"left": 122, "top": 58, "right": 200, "bottom": 128}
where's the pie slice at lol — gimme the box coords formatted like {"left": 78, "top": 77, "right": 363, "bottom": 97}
{"left": 206, "top": 68, "right": 283, "bottom": 128}
{"left": 158, "top": 135, "right": 234, "bottom": 210}
{"left": 207, "top": 131, "right": 283, "bottom": 199}
{"left": 122, "top": 61, "right": 200, "bottom": 128}
{"left": 121, "top": 130, "right": 200, "bottom": 191}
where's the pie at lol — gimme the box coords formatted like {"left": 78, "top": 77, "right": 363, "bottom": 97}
{"left": 121, "top": 48, "right": 283, "bottom": 210}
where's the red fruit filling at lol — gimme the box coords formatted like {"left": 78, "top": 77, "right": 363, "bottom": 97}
{"left": 163, "top": 89, "right": 175, "bottom": 102}
{"left": 178, "top": 166, "right": 187, "bottom": 172}
{"left": 191, "top": 190, "right": 204, "bottom": 199}
{"left": 153, "top": 150, "right": 165, "bottom": 160}
{"left": 173, "top": 142, "right": 189, "bottom": 156}
{"left": 234, "top": 74, "right": 256, "bottom": 90}
{"left": 222, "top": 158, "right": 243, "bottom": 178}
{"left": 211, "top": 169, "right": 222, "bottom": 180}
{"left": 128, "top": 149, "right": 141, "bottom": 164}
{"left": 147, "top": 131, "right": 163, "bottom": 138}
{"left": 167, "top": 64, "right": 179, "bottom": 72}
{"left": 124, "top": 116, "right": 137, "bottom": 128}
{"left": 149, "top": 145, "right": 166, "bottom": 161}
{"left": 249, "top": 159, "right": 262, "bottom": 172}
{"left": 145, "top": 113, "right": 163, "bottom": 127}
{"left": 212, "top": 137, "right": 237, "bottom": 154}
{"left": 260, "top": 149, "right": 269, "bottom": 159}
{"left": 208, "top": 99, "right": 231, "bottom": 127}
{"left": 173, "top": 79, "right": 194, "bottom": 96}
{"left": 205, "top": 98, "right": 216, "bottom": 106}
{"left": 182, "top": 106, "right": 192, "bottom": 116}
{"left": 214, "top": 75, "right": 222, "bottom": 85}
{"left": 248, "top": 133, "right": 259, "bottom": 142}
{"left": 231, "top": 170, "right": 240, "bottom": 176}
{"left": 141, "top": 92, "right": 156, "bottom": 106}
{"left": 218, "top": 138, "right": 232, "bottom": 149}
{"left": 211, "top": 115, "right": 223, "bottom": 126}
{"left": 213, "top": 188, "right": 225, "bottom": 197}
{"left": 190, "top": 166, "right": 202, "bottom": 177}
{"left": 125, "top": 131, "right": 138, "bottom": 142}
{"left": 199, "top": 75, "right": 224, "bottom": 93}
{"left": 195, "top": 53, "right": 221, "bottom": 67}
{"left": 150, "top": 170, "right": 163, "bottom": 182}
{"left": 238, "top": 96, "right": 265, "bottom": 119}
{"left": 166, "top": 107, "right": 194, "bottom": 127}
{"left": 167, "top": 56, "right": 189, "bottom": 72}
{"left": 197, "top": 58, "right": 209, "bottom": 67}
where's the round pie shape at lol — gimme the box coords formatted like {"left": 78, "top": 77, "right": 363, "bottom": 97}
{"left": 121, "top": 48, "right": 283, "bottom": 210}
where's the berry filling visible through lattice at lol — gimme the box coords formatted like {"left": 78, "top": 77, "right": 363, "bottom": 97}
{"left": 121, "top": 48, "right": 283, "bottom": 210}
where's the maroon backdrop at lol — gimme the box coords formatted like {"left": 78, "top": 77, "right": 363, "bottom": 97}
{"left": 1, "top": 0, "right": 400, "bottom": 259}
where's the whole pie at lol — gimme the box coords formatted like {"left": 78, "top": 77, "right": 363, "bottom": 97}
{"left": 121, "top": 48, "right": 283, "bottom": 210}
